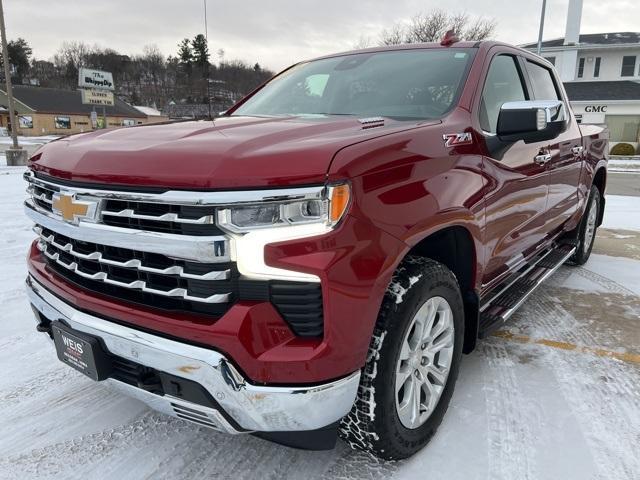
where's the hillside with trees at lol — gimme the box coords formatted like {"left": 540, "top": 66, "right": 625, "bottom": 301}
{"left": 0, "top": 35, "right": 275, "bottom": 116}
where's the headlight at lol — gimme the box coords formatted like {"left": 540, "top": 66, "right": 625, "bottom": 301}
{"left": 218, "top": 184, "right": 350, "bottom": 234}
{"left": 218, "top": 184, "right": 350, "bottom": 281}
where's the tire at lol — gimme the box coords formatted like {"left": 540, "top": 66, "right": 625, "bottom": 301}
{"left": 570, "top": 185, "right": 601, "bottom": 266}
{"left": 339, "top": 256, "right": 464, "bottom": 460}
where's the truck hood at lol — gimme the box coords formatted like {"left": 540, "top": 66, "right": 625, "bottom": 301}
{"left": 30, "top": 116, "right": 433, "bottom": 189}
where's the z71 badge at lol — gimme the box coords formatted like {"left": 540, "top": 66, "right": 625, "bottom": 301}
{"left": 443, "top": 132, "right": 473, "bottom": 148}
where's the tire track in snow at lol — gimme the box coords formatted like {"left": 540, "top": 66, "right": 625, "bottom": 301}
{"left": 481, "top": 340, "right": 539, "bottom": 480}
{"left": 572, "top": 267, "right": 636, "bottom": 296}
{"left": 509, "top": 284, "right": 640, "bottom": 480}
{"left": 0, "top": 412, "right": 190, "bottom": 479}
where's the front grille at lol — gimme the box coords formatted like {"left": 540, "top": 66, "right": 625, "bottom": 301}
{"left": 37, "top": 226, "right": 235, "bottom": 316}
{"left": 26, "top": 172, "right": 325, "bottom": 337}
{"left": 28, "top": 182, "right": 55, "bottom": 213}
{"left": 101, "top": 200, "right": 226, "bottom": 236}
{"left": 35, "top": 226, "right": 324, "bottom": 335}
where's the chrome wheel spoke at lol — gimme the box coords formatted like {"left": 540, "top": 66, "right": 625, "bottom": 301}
{"left": 430, "top": 327, "right": 454, "bottom": 353}
{"left": 397, "top": 376, "right": 417, "bottom": 426}
{"left": 399, "top": 338, "right": 412, "bottom": 361}
{"left": 395, "top": 365, "right": 412, "bottom": 393}
{"left": 412, "top": 301, "right": 436, "bottom": 347}
{"left": 411, "top": 380, "right": 422, "bottom": 423}
{"left": 426, "top": 364, "right": 448, "bottom": 386}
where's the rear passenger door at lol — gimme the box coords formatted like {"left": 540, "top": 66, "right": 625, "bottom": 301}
{"left": 523, "top": 59, "right": 583, "bottom": 234}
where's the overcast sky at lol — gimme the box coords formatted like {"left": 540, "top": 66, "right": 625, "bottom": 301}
{"left": 5, "top": 0, "right": 639, "bottom": 72}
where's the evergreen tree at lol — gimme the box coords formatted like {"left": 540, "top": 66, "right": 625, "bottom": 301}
{"left": 177, "top": 38, "right": 193, "bottom": 66}
{"left": 191, "top": 34, "right": 209, "bottom": 70}
{"left": 1, "top": 38, "right": 33, "bottom": 83}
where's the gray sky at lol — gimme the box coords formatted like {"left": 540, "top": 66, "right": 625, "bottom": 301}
{"left": 5, "top": 0, "right": 639, "bottom": 72}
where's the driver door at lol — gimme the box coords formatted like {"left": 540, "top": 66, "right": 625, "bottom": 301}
{"left": 478, "top": 53, "right": 550, "bottom": 290}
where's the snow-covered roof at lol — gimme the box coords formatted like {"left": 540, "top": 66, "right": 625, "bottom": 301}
{"left": 134, "top": 105, "right": 163, "bottom": 117}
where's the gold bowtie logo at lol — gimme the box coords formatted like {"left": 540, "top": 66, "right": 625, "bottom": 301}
{"left": 52, "top": 193, "right": 91, "bottom": 223}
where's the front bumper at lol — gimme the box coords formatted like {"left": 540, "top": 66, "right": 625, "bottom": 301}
{"left": 26, "top": 275, "right": 360, "bottom": 434}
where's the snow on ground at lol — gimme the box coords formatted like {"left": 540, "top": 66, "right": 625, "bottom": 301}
{"left": 0, "top": 169, "right": 638, "bottom": 479}
{"left": 608, "top": 158, "right": 640, "bottom": 173}
{"left": 601, "top": 195, "right": 640, "bottom": 231}
{"left": 0, "top": 135, "right": 60, "bottom": 146}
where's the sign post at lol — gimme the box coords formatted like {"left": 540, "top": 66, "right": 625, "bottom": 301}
{"left": 78, "top": 68, "right": 115, "bottom": 129}
{"left": 0, "top": 0, "right": 27, "bottom": 165}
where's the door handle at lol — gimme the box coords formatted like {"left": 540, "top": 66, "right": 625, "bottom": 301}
{"left": 572, "top": 145, "right": 584, "bottom": 155}
{"left": 534, "top": 153, "right": 552, "bottom": 165}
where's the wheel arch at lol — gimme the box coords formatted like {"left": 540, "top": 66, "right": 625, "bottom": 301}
{"left": 404, "top": 225, "right": 480, "bottom": 354}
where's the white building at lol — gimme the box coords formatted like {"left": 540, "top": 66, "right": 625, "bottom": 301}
{"left": 521, "top": 0, "right": 640, "bottom": 153}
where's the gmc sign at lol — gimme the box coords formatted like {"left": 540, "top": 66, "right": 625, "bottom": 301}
{"left": 584, "top": 105, "right": 608, "bottom": 113}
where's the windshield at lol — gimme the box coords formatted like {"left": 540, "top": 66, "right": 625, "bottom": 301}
{"left": 233, "top": 48, "right": 475, "bottom": 120}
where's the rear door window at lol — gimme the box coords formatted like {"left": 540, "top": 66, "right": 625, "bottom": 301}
{"left": 526, "top": 60, "right": 560, "bottom": 100}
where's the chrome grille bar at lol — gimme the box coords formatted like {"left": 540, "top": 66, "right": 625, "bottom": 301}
{"left": 24, "top": 170, "right": 325, "bottom": 206}
{"left": 35, "top": 227, "right": 230, "bottom": 281}
{"left": 41, "top": 247, "right": 230, "bottom": 304}
{"left": 101, "top": 209, "right": 215, "bottom": 225}
{"left": 25, "top": 201, "right": 230, "bottom": 263}
{"left": 27, "top": 186, "right": 54, "bottom": 205}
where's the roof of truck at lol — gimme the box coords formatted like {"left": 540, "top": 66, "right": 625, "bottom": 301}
{"left": 302, "top": 40, "right": 535, "bottom": 66}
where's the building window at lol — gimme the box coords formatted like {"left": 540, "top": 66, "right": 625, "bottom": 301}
{"left": 577, "top": 58, "right": 585, "bottom": 78}
{"left": 54, "top": 116, "right": 71, "bottom": 129}
{"left": 606, "top": 115, "right": 640, "bottom": 142}
{"left": 621, "top": 56, "right": 637, "bottom": 77}
{"left": 19, "top": 115, "right": 33, "bottom": 128}
{"left": 594, "top": 57, "right": 601, "bottom": 78}
{"left": 545, "top": 56, "right": 556, "bottom": 66}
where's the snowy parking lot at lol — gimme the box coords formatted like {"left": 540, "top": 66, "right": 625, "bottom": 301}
{"left": 1, "top": 166, "right": 639, "bottom": 480}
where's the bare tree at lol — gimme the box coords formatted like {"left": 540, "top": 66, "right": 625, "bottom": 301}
{"left": 379, "top": 24, "right": 406, "bottom": 45}
{"left": 378, "top": 10, "right": 496, "bottom": 45}
{"left": 352, "top": 35, "right": 373, "bottom": 50}
{"left": 464, "top": 17, "right": 498, "bottom": 42}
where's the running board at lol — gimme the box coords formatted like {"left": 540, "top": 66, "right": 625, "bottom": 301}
{"left": 478, "top": 244, "right": 576, "bottom": 339}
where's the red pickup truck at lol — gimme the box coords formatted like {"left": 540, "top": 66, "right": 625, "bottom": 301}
{"left": 24, "top": 39, "right": 607, "bottom": 460}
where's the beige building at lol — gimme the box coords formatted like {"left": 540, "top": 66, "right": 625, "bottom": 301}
{"left": 0, "top": 85, "right": 168, "bottom": 136}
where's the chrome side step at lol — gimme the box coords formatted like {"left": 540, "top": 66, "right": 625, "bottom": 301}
{"left": 478, "top": 244, "right": 576, "bottom": 338}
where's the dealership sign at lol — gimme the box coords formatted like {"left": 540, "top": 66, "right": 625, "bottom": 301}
{"left": 584, "top": 105, "right": 608, "bottom": 113}
{"left": 78, "top": 68, "right": 115, "bottom": 91}
{"left": 81, "top": 89, "right": 115, "bottom": 106}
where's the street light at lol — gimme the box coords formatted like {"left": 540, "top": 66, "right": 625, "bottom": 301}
{"left": 536, "top": 0, "right": 547, "bottom": 55}
{"left": 0, "top": 0, "right": 27, "bottom": 165}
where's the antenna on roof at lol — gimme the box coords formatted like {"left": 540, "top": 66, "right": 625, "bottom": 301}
{"left": 440, "top": 29, "right": 460, "bottom": 46}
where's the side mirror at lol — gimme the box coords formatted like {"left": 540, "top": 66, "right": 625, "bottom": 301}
{"left": 497, "top": 100, "right": 568, "bottom": 144}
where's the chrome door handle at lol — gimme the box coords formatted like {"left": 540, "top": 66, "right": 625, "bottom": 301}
{"left": 572, "top": 145, "right": 584, "bottom": 155}
{"left": 534, "top": 154, "right": 552, "bottom": 165}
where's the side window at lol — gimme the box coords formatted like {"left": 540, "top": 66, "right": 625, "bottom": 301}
{"left": 526, "top": 60, "right": 561, "bottom": 100}
{"left": 480, "top": 55, "right": 527, "bottom": 133}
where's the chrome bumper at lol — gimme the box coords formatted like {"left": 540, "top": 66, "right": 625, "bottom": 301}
{"left": 26, "top": 276, "right": 360, "bottom": 434}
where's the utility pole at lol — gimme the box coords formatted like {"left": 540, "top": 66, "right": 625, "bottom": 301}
{"left": 0, "top": 0, "right": 26, "bottom": 165}
{"left": 536, "top": 0, "right": 547, "bottom": 55}
{"left": 204, "top": 0, "right": 212, "bottom": 119}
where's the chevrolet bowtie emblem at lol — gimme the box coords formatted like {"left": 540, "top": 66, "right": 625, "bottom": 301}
{"left": 52, "top": 193, "right": 93, "bottom": 223}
